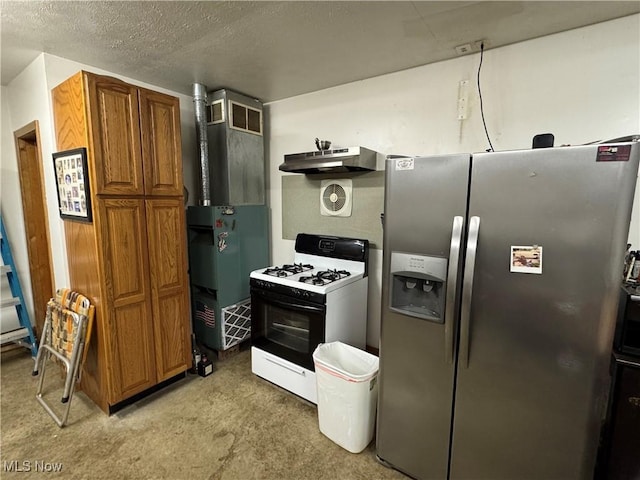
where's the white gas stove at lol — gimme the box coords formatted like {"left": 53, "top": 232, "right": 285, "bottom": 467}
{"left": 250, "top": 254, "right": 365, "bottom": 293}
{"left": 250, "top": 234, "right": 369, "bottom": 403}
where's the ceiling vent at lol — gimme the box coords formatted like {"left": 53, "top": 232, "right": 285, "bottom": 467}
{"left": 320, "top": 179, "right": 352, "bottom": 217}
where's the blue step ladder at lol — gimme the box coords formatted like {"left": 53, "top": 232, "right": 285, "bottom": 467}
{"left": 0, "top": 214, "right": 38, "bottom": 357}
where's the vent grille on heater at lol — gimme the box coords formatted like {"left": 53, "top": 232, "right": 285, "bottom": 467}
{"left": 221, "top": 299, "right": 251, "bottom": 350}
{"left": 229, "top": 100, "right": 263, "bottom": 135}
{"left": 320, "top": 179, "right": 352, "bottom": 217}
{"left": 206, "top": 99, "right": 224, "bottom": 124}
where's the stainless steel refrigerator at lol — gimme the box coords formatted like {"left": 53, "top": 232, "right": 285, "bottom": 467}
{"left": 376, "top": 142, "right": 639, "bottom": 480}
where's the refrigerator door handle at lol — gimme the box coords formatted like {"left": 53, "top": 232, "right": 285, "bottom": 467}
{"left": 445, "top": 216, "right": 464, "bottom": 364}
{"left": 460, "top": 216, "right": 480, "bottom": 369}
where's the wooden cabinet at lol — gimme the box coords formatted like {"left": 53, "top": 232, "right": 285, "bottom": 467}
{"left": 84, "top": 74, "right": 183, "bottom": 197}
{"left": 52, "top": 71, "right": 190, "bottom": 413}
{"left": 139, "top": 89, "right": 184, "bottom": 197}
{"left": 145, "top": 198, "right": 191, "bottom": 380}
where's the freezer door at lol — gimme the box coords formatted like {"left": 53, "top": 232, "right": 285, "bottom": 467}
{"left": 450, "top": 144, "right": 639, "bottom": 479}
{"left": 377, "top": 154, "right": 470, "bottom": 479}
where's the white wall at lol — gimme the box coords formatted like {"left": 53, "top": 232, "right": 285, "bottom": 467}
{"left": 1, "top": 53, "right": 196, "bottom": 331}
{"left": 1, "top": 57, "right": 52, "bottom": 330}
{"left": 266, "top": 14, "right": 640, "bottom": 348}
{"left": 1, "top": 85, "right": 23, "bottom": 331}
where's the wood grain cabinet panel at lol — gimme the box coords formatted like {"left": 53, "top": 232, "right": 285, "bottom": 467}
{"left": 98, "top": 199, "right": 157, "bottom": 400}
{"left": 145, "top": 199, "right": 191, "bottom": 380}
{"left": 100, "top": 199, "right": 149, "bottom": 304}
{"left": 111, "top": 302, "right": 157, "bottom": 399}
{"left": 52, "top": 71, "right": 191, "bottom": 413}
{"left": 52, "top": 72, "right": 87, "bottom": 158}
{"left": 85, "top": 73, "right": 144, "bottom": 196}
{"left": 139, "top": 89, "right": 184, "bottom": 197}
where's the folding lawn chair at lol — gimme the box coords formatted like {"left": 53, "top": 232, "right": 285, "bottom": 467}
{"left": 32, "top": 288, "right": 94, "bottom": 427}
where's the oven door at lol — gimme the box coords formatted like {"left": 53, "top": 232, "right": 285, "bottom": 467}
{"left": 251, "top": 287, "right": 326, "bottom": 371}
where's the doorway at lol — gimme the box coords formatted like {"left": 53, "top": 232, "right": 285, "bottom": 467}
{"left": 13, "top": 121, "right": 54, "bottom": 336}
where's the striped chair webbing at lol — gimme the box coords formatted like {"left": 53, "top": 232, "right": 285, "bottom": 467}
{"left": 56, "top": 288, "right": 91, "bottom": 317}
{"left": 48, "top": 301, "right": 80, "bottom": 359}
{"left": 48, "top": 289, "right": 95, "bottom": 363}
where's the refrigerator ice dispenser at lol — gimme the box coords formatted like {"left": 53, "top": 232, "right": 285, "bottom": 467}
{"left": 389, "top": 252, "right": 447, "bottom": 323}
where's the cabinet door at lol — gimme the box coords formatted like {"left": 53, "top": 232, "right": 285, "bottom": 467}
{"left": 139, "top": 89, "right": 184, "bottom": 197}
{"left": 98, "top": 199, "right": 157, "bottom": 401}
{"left": 85, "top": 73, "right": 144, "bottom": 195}
{"left": 145, "top": 198, "right": 191, "bottom": 380}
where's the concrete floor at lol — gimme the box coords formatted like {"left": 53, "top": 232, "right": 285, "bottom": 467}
{"left": 1, "top": 346, "right": 406, "bottom": 480}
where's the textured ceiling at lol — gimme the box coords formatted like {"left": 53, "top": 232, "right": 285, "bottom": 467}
{"left": 2, "top": 1, "right": 639, "bottom": 102}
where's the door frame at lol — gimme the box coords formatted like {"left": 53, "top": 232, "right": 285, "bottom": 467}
{"left": 13, "top": 120, "right": 55, "bottom": 336}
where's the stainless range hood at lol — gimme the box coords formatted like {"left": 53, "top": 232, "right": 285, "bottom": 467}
{"left": 279, "top": 146, "right": 378, "bottom": 174}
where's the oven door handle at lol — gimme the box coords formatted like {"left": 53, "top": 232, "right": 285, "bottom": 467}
{"left": 253, "top": 291, "right": 326, "bottom": 314}
{"left": 265, "top": 356, "right": 307, "bottom": 376}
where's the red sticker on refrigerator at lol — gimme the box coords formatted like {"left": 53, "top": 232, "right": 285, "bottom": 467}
{"left": 596, "top": 145, "right": 631, "bottom": 162}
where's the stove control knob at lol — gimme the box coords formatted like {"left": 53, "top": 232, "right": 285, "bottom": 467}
{"left": 257, "top": 280, "right": 271, "bottom": 289}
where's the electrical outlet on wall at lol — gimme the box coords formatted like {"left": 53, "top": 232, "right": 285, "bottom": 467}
{"left": 455, "top": 44, "right": 473, "bottom": 55}
{"left": 454, "top": 39, "right": 487, "bottom": 55}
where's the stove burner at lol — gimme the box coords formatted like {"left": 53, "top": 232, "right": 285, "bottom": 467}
{"left": 263, "top": 263, "right": 314, "bottom": 277}
{"left": 300, "top": 276, "right": 327, "bottom": 286}
{"left": 263, "top": 267, "right": 288, "bottom": 277}
{"left": 282, "top": 263, "right": 314, "bottom": 274}
{"left": 299, "top": 269, "right": 351, "bottom": 286}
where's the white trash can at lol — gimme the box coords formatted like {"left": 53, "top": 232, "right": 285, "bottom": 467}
{"left": 312, "top": 341, "right": 380, "bottom": 453}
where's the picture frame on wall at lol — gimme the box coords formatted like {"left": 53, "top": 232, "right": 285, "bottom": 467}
{"left": 53, "top": 147, "right": 92, "bottom": 222}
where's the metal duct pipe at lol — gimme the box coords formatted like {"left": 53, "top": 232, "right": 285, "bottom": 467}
{"left": 193, "top": 83, "right": 211, "bottom": 206}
